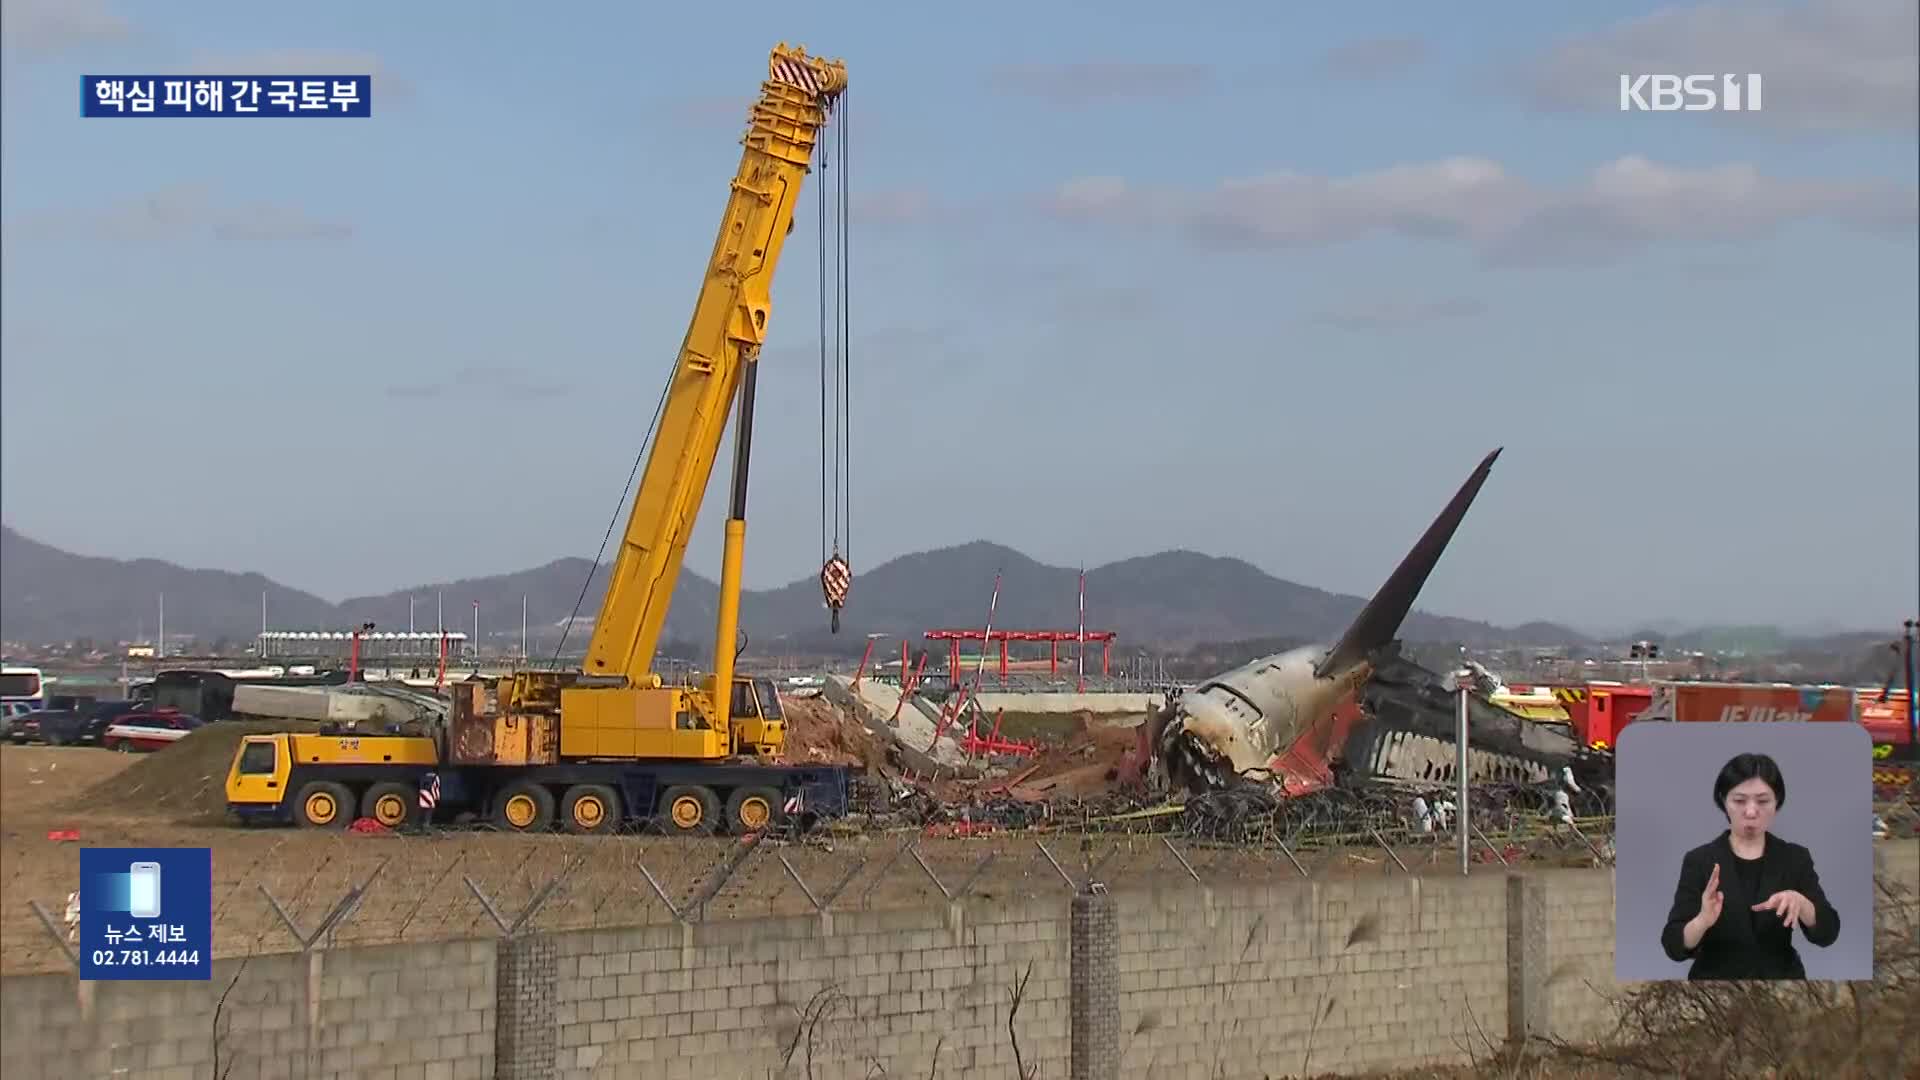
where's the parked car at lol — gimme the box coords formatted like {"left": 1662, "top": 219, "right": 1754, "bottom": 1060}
{"left": 99, "top": 709, "right": 203, "bottom": 753}
{"left": 35, "top": 699, "right": 139, "bottom": 747}
{"left": 1, "top": 701, "right": 36, "bottom": 740}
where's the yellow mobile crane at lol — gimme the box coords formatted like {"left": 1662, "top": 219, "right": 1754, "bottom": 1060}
{"left": 225, "top": 44, "right": 858, "bottom": 836}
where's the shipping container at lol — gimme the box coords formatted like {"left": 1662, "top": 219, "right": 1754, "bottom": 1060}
{"left": 1641, "top": 681, "right": 1857, "bottom": 725}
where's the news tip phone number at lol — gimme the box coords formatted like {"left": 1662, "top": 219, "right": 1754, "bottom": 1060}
{"left": 89, "top": 949, "right": 202, "bottom": 967}
{"left": 89, "top": 77, "right": 364, "bottom": 115}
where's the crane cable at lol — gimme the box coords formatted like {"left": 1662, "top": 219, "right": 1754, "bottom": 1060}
{"left": 818, "top": 92, "right": 853, "bottom": 632}
{"left": 551, "top": 340, "right": 677, "bottom": 669}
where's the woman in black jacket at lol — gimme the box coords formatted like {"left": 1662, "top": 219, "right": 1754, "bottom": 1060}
{"left": 1659, "top": 751, "right": 1841, "bottom": 980}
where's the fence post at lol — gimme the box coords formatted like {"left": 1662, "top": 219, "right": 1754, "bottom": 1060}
{"left": 258, "top": 859, "right": 388, "bottom": 1080}
{"left": 466, "top": 861, "right": 579, "bottom": 1080}
{"left": 495, "top": 935, "right": 558, "bottom": 1080}
{"left": 1069, "top": 889, "right": 1120, "bottom": 1080}
{"left": 1505, "top": 872, "right": 1550, "bottom": 1047}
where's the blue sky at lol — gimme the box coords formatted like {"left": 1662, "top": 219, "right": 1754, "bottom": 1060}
{"left": 2, "top": 0, "right": 1914, "bottom": 635}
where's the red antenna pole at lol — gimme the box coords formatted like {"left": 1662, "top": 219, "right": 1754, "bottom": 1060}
{"left": 889, "top": 653, "right": 928, "bottom": 725}
{"left": 852, "top": 634, "right": 881, "bottom": 691}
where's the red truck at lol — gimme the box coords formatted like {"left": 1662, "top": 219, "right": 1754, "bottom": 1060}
{"left": 1633, "top": 681, "right": 1913, "bottom": 773}
{"left": 1645, "top": 681, "right": 1857, "bottom": 724}
{"left": 1543, "top": 682, "right": 1656, "bottom": 751}
{"left": 1546, "top": 679, "right": 1914, "bottom": 765}
{"left": 1859, "top": 689, "right": 1916, "bottom": 784}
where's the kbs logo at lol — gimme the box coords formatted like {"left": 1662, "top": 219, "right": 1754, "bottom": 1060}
{"left": 1619, "top": 74, "right": 1763, "bottom": 112}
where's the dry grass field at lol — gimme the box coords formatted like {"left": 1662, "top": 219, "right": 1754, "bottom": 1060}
{"left": 4, "top": 736, "right": 1915, "bottom": 1077}
{"left": 1, "top": 733, "right": 1606, "bottom": 976}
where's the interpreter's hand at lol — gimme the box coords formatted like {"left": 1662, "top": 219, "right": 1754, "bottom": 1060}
{"left": 1697, "top": 863, "right": 1724, "bottom": 928}
{"left": 1753, "top": 889, "right": 1815, "bottom": 931}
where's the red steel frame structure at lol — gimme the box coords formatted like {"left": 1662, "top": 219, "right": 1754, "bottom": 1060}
{"left": 924, "top": 629, "right": 1115, "bottom": 686}
{"left": 849, "top": 629, "right": 1118, "bottom": 692}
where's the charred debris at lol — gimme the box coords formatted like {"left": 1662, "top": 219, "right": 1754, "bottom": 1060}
{"left": 834, "top": 653, "right": 1615, "bottom": 841}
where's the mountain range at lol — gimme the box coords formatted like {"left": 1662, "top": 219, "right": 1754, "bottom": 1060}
{"left": 4, "top": 524, "right": 1561, "bottom": 652}
{"left": 0, "top": 525, "right": 1890, "bottom": 658}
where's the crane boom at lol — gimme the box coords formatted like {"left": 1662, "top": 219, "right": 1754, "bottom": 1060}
{"left": 227, "top": 47, "right": 859, "bottom": 842}
{"left": 585, "top": 45, "right": 847, "bottom": 684}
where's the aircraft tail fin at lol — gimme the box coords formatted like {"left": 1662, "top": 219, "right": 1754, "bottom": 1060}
{"left": 1314, "top": 447, "right": 1502, "bottom": 679}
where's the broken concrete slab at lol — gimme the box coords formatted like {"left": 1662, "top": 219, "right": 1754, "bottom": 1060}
{"left": 823, "top": 675, "right": 968, "bottom": 767}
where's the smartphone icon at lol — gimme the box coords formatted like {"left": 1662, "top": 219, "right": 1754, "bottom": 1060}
{"left": 128, "top": 862, "right": 162, "bottom": 919}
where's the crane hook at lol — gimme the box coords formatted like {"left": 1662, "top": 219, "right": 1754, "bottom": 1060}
{"left": 819, "top": 551, "right": 851, "bottom": 633}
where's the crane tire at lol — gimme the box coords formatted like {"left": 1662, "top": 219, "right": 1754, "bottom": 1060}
{"left": 560, "top": 785, "right": 621, "bottom": 835}
{"left": 658, "top": 785, "right": 720, "bottom": 835}
{"left": 492, "top": 782, "right": 555, "bottom": 833}
{"left": 295, "top": 781, "right": 354, "bottom": 829}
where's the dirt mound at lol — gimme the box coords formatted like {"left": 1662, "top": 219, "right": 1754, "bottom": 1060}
{"left": 778, "top": 694, "right": 879, "bottom": 771}
{"left": 75, "top": 720, "right": 322, "bottom": 823}
{"left": 994, "top": 710, "right": 1144, "bottom": 800}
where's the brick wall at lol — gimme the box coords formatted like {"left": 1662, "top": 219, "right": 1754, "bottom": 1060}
{"left": 0, "top": 941, "right": 495, "bottom": 1080}
{"left": 1110, "top": 873, "right": 1513, "bottom": 1078}
{"left": 496, "top": 936, "right": 558, "bottom": 1078}
{"left": 542, "top": 903, "right": 1070, "bottom": 1080}
{"left": 5, "top": 843, "right": 1915, "bottom": 1080}
{"left": 1540, "top": 867, "right": 1620, "bottom": 1044}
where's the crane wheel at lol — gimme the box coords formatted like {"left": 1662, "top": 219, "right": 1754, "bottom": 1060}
{"left": 561, "top": 785, "right": 620, "bottom": 835}
{"left": 295, "top": 781, "right": 354, "bottom": 829}
{"left": 361, "top": 783, "right": 415, "bottom": 829}
{"left": 658, "top": 785, "right": 719, "bottom": 835}
{"left": 491, "top": 782, "right": 555, "bottom": 833}
{"left": 725, "top": 786, "right": 783, "bottom": 835}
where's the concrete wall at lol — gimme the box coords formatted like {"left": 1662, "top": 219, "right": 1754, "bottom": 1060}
{"left": 0, "top": 940, "right": 495, "bottom": 1080}
{"left": 544, "top": 904, "right": 1068, "bottom": 1079}
{"left": 969, "top": 691, "right": 1165, "bottom": 714}
{"left": 1112, "top": 873, "right": 1517, "bottom": 1078}
{"left": 5, "top": 843, "right": 1915, "bottom": 1080}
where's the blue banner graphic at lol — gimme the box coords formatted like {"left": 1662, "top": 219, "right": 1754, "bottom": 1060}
{"left": 78, "top": 847, "right": 212, "bottom": 980}
{"left": 82, "top": 76, "right": 372, "bottom": 118}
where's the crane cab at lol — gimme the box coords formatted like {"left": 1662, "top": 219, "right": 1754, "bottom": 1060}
{"left": 725, "top": 675, "right": 785, "bottom": 758}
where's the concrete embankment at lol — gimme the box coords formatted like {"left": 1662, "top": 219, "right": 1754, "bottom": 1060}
{"left": 967, "top": 690, "right": 1166, "bottom": 714}
{"left": 826, "top": 678, "right": 1168, "bottom": 767}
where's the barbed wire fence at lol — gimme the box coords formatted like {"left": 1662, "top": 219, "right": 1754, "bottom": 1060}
{"left": 7, "top": 790, "right": 1627, "bottom": 977}
{"left": 14, "top": 773, "right": 1919, "bottom": 978}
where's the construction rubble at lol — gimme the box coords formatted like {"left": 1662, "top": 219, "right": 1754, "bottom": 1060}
{"left": 773, "top": 655, "right": 1621, "bottom": 842}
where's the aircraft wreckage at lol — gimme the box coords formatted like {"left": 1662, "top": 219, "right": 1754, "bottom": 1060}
{"left": 1142, "top": 447, "right": 1605, "bottom": 800}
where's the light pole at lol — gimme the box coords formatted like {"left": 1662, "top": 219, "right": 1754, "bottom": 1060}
{"left": 1904, "top": 619, "right": 1917, "bottom": 751}
{"left": 1455, "top": 666, "right": 1472, "bottom": 876}
{"left": 1629, "top": 640, "right": 1660, "bottom": 684}
{"left": 349, "top": 622, "right": 376, "bottom": 681}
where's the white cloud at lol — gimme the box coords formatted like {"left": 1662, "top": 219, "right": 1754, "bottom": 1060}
{"left": 989, "top": 62, "right": 1212, "bottom": 105}
{"left": 1319, "top": 35, "right": 1427, "bottom": 81}
{"left": 851, "top": 189, "right": 937, "bottom": 226}
{"left": 387, "top": 365, "right": 567, "bottom": 402}
{"left": 8, "top": 184, "right": 353, "bottom": 245}
{"left": 1518, "top": 0, "right": 1917, "bottom": 135}
{"left": 665, "top": 95, "right": 752, "bottom": 128}
{"left": 169, "top": 48, "right": 415, "bottom": 104}
{"left": 1039, "top": 155, "right": 1916, "bottom": 266}
{"left": 0, "top": 0, "right": 130, "bottom": 56}
{"left": 1313, "top": 296, "right": 1485, "bottom": 332}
